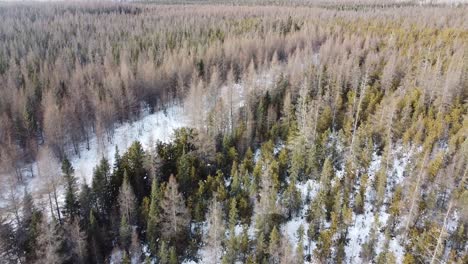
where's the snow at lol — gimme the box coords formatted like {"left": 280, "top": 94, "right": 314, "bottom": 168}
{"left": 0, "top": 104, "right": 188, "bottom": 221}
{"left": 389, "top": 237, "right": 405, "bottom": 263}
{"left": 446, "top": 209, "right": 459, "bottom": 232}
{"left": 346, "top": 210, "right": 375, "bottom": 263}
{"left": 283, "top": 216, "right": 307, "bottom": 247}
{"left": 70, "top": 105, "right": 188, "bottom": 185}
{"left": 282, "top": 179, "right": 319, "bottom": 252}
{"left": 344, "top": 147, "right": 411, "bottom": 263}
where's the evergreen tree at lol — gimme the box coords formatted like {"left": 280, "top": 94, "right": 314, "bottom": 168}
{"left": 110, "top": 146, "right": 124, "bottom": 204}
{"left": 122, "top": 251, "right": 130, "bottom": 264}
{"left": 320, "top": 158, "right": 334, "bottom": 216}
{"left": 147, "top": 177, "right": 162, "bottom": 254}
{"left": 255, "top": 159, "right": 280, "bottom": 236}
{"left": 315, "top": 229, "right": 332, "bottom": 262}
{"left": 92, "top": 157, "right": 111, "bottom": 217}
{"left": 120, "top": 215, "right": 132, "bottom": 250}
{"left": 122, "top": 141, "right": 148, "bottom": 202}
{"left": 268, "top": 226, "right": 280, "bottom": 264}
{"left": 158, "top": 240, "right": 169, "bottom": 264}
{"left": 19, "top": 191, "right": 42, "bottom": 262}
{"left": 78, "top": 183, "right": 92, "bottom": 229}
{"left": 255, "top": 232, "right": 267, "bottom": 263}
{"left": 62, "top": 158, "right": 79, "bottom": 220}
{"left": 169, "top": 246, "right": 178, "bottom": 264}
{"left": 176, "top": 151, "right": 196, "bottom": 196}
{"left": 282, "top": 175, "right": 302, "bottom": 217}
{"left": 239, "top": 225, "right": 250, "bottom": 262}
{"left": 296, "top": 224, "right": 305, "bottom": 264}
{"left": 225, "top": 198, "right": 239, "bottom": 263}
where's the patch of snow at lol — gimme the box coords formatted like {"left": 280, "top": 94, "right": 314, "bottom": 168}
{"left": 282, "top": 216, "right": 308, "bottom": 248}
{"left": 71, "top": 105, "right": 188, "bottom": 185}
{"left": 446, "top": 209, "right": 459, "bottom": 232}
{"left": 389, "top": 237, "right": 405, "bottom": 263}
{"left": 0, "top": 105, "right": 188, "bottom": 222}
{"left": 254, "top": 148, "right": 261, "bottom": 163}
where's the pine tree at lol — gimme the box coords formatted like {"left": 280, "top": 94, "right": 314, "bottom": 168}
{"left": 147, "top": 177, "right": 161, "bottom": 254}
{"left": 296, "top": 224, "right": 305, "bottom": 264}
{"left": 120, "top": 215, "right": 132, "bottom": 250}
{"left": 88, "top": 210, "right": 103, "bottom": 263}
{"left": 355, "top": 189, "right": 364, "bottom": 214}
{"left": 229, "top": 198, "right": 238, "bottom": 231}
{"left": 158, "top": 240, "right": 168, "bottom": 264}
{"left": 239, "top": 225, "right": 250, "bottom": 262}
{"left": 255, "top": 232, "right": 267, "bottom": 263}
{"left": 231, "top": 161, "right": 241, "bottom": 195}
{"left": 315, "top": 229, "right": 332, "bottom": 262}
{"left": 92, "top": 157, "right": 111, "bottom": 217}
{"left": 268, "top": 226, "right": 280, "bottom": 264}
{"left": 123, "top": 141, "right": 148, "bottom": 202}
{"left": 225, "top": 198, "right": 239, "bottom": 263}
{"left": 19, "top": 190, "right": 42, "bottom": 262}
{"left": 255, "top": 159, "right": 280, "bottom": 236}
{"left": 307, "top": 190, "right": 325, "bottom": 247}
{"left": 320, "top": 158, "right": 334, "bottom": 218}
{"left": 282, "top": 175, "right": 302, "bottom": 217}
{"left": 78, "top": 183, "right": 92, "bottom": 229}
{"left": 62, "top": 158, "right": 79, "bottom": 220}
{"left": 110, "top": 146, "right": 124, "bottom": 203}
{"left": 122, "top": 251, "right": 130, "bottom": 264}
{"left": 176, "top": 151, "right": 195, "bottom": 196}
{"left": 169, "top": 246, "right": 178, "bottom": 264}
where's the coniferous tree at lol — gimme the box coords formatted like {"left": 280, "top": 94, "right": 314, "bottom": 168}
{"left": 158, "top": 240, "right": 169, "bottom": 264}
{"left": 92, "top": 157, "right": 111, "bottom": 218}
{"left": 224, "top": 198, "right": 239, "bottom": 263}
{"left": 147, "top": 177, "right": 161, "bottom": 254}
{"left": 295, "top": 224, "right": 305, "bottom": 264}
{"left": 62, "top": 158, "right": 79, "bottom": 220}
{"left": 268, "top": 226, "right": 280, "bottom": 264}
{"left": 122, "top": 141, "right": 148, "bottom": 202}
{"left": 169, "top": 246, "right": 178, "bottom": 264}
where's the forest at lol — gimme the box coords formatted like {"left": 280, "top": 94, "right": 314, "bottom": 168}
{"left": 0, "top": 1, "right": 467, "bottom": 264}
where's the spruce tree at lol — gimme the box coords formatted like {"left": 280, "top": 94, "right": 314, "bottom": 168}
{"left": 147, "top": 177, "right": 161, "bottom": 254}
{"left": 62, "top": 158, "right": 79, "bottom": 220}
{"left": 120, "top": 215, "right": 132, "bottom": 250}
{"left": 268, "top": 226, "right": 280, "bottom": 264}
{"left": 169, "top": 246, "right": 178, "bottom": 264}
{"left": 158, "top": 240, "right": 168, "bottom": 264}
{"left": 92, "top": 157, "right": 111, "bottom": 217}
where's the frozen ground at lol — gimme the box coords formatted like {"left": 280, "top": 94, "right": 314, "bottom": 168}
{"left": 69, "top": 105, "right": 187, "bottom": 185}
{"left": 0, "top": 104, "right": 188, "bottom": 220}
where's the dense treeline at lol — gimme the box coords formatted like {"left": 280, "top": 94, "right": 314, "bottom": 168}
{"left": 0, "top": 2, "right": 467, "bottom": 264}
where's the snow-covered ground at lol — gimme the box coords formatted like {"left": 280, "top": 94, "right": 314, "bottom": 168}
{"left": 69, "top": 105, "right": 187, "bottom": 185}
{"left": 0, "top": 104, "right": 188, "bottom": 220}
